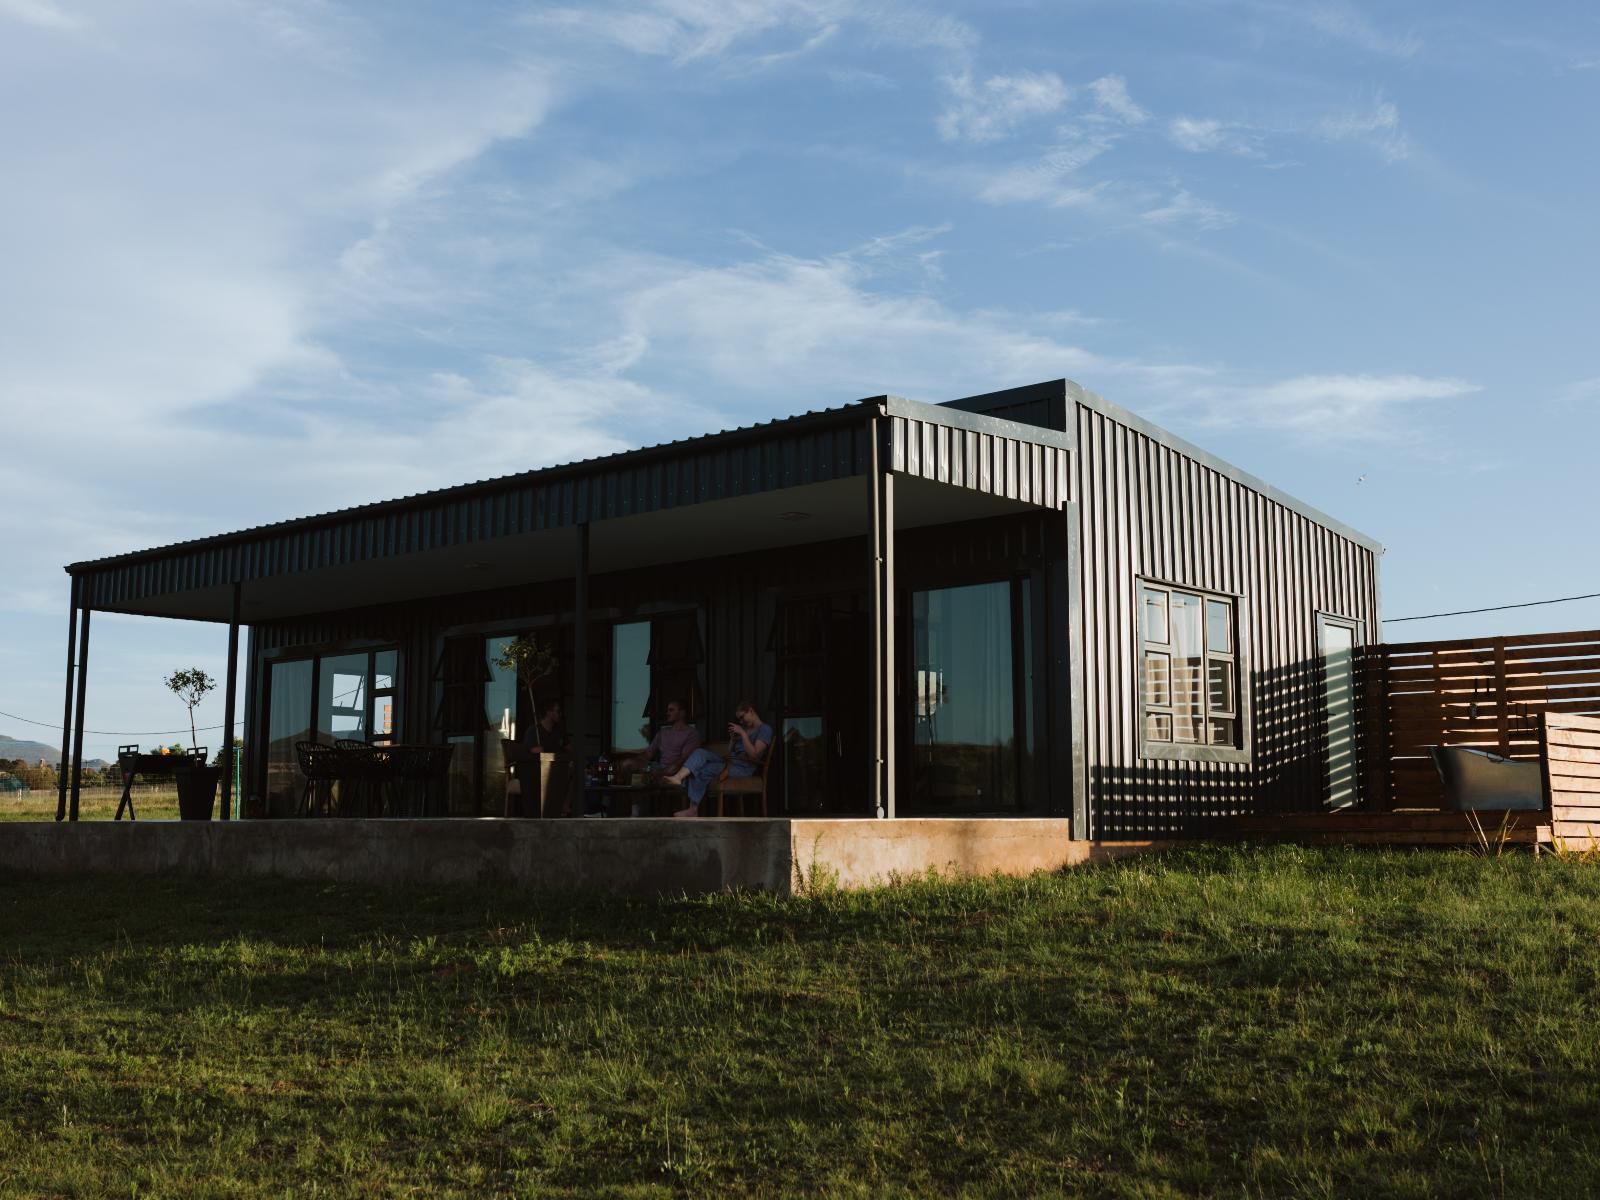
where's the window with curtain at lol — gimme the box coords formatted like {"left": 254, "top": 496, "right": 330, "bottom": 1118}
{"left": 1140, "top": 581, "right": 1241, "bottom": 753}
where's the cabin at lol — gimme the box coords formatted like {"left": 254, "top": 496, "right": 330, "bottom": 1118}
{"left": 56, "top": 378, "right": 1381, "bottom": 841}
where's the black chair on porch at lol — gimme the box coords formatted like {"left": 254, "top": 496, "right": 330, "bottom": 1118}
{"left": 295, "top": 741, "right": 341, "bottom": 816}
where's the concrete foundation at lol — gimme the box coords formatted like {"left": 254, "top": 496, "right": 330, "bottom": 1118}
{"left": 0, "top": 818, "right": 1166, "bottom": 894}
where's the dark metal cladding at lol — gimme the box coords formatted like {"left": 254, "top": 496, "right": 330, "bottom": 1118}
{"left": 68, "top": 398, "right": 1067, "bottom": 613}
{"left": 940, "top": 377, "right": 1382, "bottom": 839}
{"left": 1073, "top": 401, "right": 1381, "bottom": 837}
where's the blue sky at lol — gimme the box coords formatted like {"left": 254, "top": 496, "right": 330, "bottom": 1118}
{"left": 2, "top": 0, "right": 1598, "bottom": 763}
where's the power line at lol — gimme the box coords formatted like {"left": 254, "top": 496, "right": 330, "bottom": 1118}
{"left": 1384, "top": 590, "right": 1600, "bottom": 624}
{"left": 0, "top": 707, "right": 228, "bottom": 737}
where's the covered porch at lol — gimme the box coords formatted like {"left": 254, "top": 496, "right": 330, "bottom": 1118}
{"left": 57, "top": 397, "right": 1080, "bottom": 834}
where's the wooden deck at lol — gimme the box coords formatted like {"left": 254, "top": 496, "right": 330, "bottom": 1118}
{"left": 1229, "top": 808, "right": 1551, "bottom": 848}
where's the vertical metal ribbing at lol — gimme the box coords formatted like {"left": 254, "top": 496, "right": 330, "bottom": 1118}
{"left": 868, "top": 415, "right": 885, "bottom": 818}
{"left": 220, "top": 582, "right": 241, "bottom": 820}
{"left": 57, "top": 577, "right": 79, "bottom": 822}
{"left": 881, "top": 466, "right": 896, "bottom": 820}
{"left": 69, "top": 606, "right": 91, "bottom": 821}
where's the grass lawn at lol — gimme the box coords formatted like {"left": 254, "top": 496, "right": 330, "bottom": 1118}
{"left": 0, "top": 788, "right": 181, "bottom": 823}
{"left": 2, "top": 845, "right": 1600, "bottom": 1197}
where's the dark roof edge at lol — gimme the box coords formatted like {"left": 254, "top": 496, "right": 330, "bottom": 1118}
{"left": 67, "top": 399, "right": 883, "bottom": 575}
{"left": 883, "top": 395, "right": 1075, "bottom": 450}
{"left": 66, "top": 396, "right": 1082, "bottom": 576}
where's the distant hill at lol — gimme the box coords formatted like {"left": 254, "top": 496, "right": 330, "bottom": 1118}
{"left": 0, "top": 735, "right": 60, "bottom": 765}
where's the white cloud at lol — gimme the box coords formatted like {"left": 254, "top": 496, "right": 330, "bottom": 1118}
{"left": 1166, "top": 115, "right": 1263, "bottom": 157}
{"left": 1182, "top": 374, "right": 1478, "bottom": 442}
{"left": 975, "top": 140, "right": 1115, "bottom": 205}
{"left": 0, "top": 0, "right": 86, "bottom": 33}
{"left": 1316, "top": 96, "right": 1409, "bottom": 161}
{"left": 1089, "top": 74, "right": 1148, "bottom": 124}
{"left": 1561, "top": 378, "right": 1600, "bottom": 404}
{"left": 1294, "top": 2, "right": 1420, "bottom": 58}
{"left": 529, "top": 1, "right": 975, "bottom": 64}
{"left": 937, "top": 70, "right": 1072, "bottom": 142}
{"left": 1141, "top": 188, "right": 1234, "bottom": 230}
{"left": 1169, "top": 116, "right": 1224, "bottom": 152}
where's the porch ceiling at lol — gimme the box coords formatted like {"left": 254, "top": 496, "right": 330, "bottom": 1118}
{"left": 109, "top": 475, "right": 1039, "bottom": 623}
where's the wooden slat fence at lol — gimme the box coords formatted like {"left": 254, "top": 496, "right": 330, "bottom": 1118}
{"left": 1544, "top": 712, "right": 1600, "bottom": 845}
{"left": 1360, "top": 629, "right": 1600, "bottom": 810}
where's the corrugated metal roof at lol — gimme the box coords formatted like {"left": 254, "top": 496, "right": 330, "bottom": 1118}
{"left": 68, "top": 399, "right": 878, "bottom": 574}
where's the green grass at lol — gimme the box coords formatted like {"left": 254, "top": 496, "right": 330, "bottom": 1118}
{"left": 3, "top": 846, "right": 1600, "bottom": 1197}
{"left": 0, "top": 788, "right": 181, "bottom": 822}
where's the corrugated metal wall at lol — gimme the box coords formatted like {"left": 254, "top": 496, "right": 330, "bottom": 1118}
{"left": 887, "top": 413, "right": 1071, "bottom": 509}
{"left": 1075, "top": 404, "right": 1381, "bottom": 837}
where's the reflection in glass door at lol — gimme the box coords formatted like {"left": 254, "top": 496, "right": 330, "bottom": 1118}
{"left": 1318, "top": 614, "right": 1363, "bottom": 809}
{"left": 910, "top": 581, "right": 1019, "bottom": 813}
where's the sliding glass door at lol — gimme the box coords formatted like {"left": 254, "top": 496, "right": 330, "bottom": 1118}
{"left": 908, "top": 580, "right": 1025, "bottom": 813}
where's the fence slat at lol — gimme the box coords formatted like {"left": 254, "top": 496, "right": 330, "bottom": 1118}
{"left": 1361, "top": 631, "right": 1600, "bottom": 811}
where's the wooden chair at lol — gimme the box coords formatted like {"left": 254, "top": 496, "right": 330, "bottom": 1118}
{"left": 710, "top": 739, "right": 776, "bottom": 817}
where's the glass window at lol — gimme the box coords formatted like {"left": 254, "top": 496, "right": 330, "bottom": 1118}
{"left": 319, "top": 653, "right": 371, "bottom": 742}
{"left": 911, "top": 581, "right": 1017, "bottom": 811}
{"left": 265, "top": 659, "right": 313, "bottom": 817}
{"left": 611, "top": 621, "right": 652, "bottom": 752}
{"left": 1140, "top": 582, "right": 1241, "bottom": 754}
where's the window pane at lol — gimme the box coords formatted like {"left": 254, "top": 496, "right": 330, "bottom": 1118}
{"left": 1209, "top": 717, "right": 1236, "bottom": 746}
{"left": 611, "top": 621, "right": 652, "bottom": 752}
{"left": 481, "top": 636, "right": 518, "bottom": 816}
{"left": 1142, "top": 588, "right": 1169, "bottom": 643}
{"left": 1170, "top": 593, "right": 1203, "bottom": 743}
{"left": 911, "top": 582, "right": 1016, "bottom": 812}
{"left": 319, "top": 653, "right": 368, "bottom": 741}
{"left": 374, "top": 649, "right": 397, "bottom": 691}
{"left": 1206, "top": 600, "right": 1232, "bottom": 654}
{"left": 1208, "top": 660, "right": 1235, "bottom": 715}
{"left": 1143, "top": 651, "right": 1171, "bottom": 707}
{"left": 265, "top": 659, "right": 312, "bottom": 817}
{"left": 1145, "top": 713, "right": 1172, "bottom": 742}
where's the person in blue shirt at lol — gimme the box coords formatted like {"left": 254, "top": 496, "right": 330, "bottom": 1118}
{"left": 663, "top": 698, "right": 771, "bottom": 818}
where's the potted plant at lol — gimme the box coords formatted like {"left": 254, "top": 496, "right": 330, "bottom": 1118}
{"left": 165, "top": 668, "right": 220, "bottom": 820}
{"left": 492, "top": 634, "right": 559, "bottom": 732}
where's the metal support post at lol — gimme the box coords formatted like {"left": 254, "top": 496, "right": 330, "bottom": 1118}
{"left": 69, "top": 605, "right": 91, "bottom": 821}
{"left": 56, "top": 577, "right": 79, "bottom": 822}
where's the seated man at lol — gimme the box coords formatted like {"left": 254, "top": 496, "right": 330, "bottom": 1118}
{"left": 619, "top": 698, "right": 701, "bottom": 779}
{"left": 521, "top": 698, "right": 568, "bottom": 755}
{"left": 662, "top": 698, "right": 771, "bottom": 818}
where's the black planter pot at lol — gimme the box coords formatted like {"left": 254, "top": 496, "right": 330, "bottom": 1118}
{"left": 173, "top": 764, "right": 220, "bottom": 821}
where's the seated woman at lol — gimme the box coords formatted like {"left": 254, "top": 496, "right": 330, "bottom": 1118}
{"left": 663, "top": 698, "right": 771, "bottom": 818}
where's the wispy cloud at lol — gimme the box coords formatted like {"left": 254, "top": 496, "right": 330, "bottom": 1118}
{"left": 937, "top": 69, "right": 1071, "bottom": 142}
{"left": 0, "top": 0, "right": 86, "bottom": 33}
{"left": 1167, "top": 115, "right": 1261, "bottom": 156}
{"left": 1088, "top": 74, "right": 1148, "bottom": 124}
{"left": 529, "top": 1, "right": 975, "bottom": 65}
{"left": 1180, "top": 373, "right": 1478, "bottom": 442}
{"left": 1167, "top": 94, "right": 1408, "bottom": 163}
{"left": 1293, "top": 1, "right": 1421, "bottom": 58}
{"left": 975, "top": 139, "right": 1115, "bottom": 206}
{"left": 1316, "top": 94, "right": 1409, "bottom": 161}
{"left": 1141, "top": 187, "right": 1235, "bottom": 230}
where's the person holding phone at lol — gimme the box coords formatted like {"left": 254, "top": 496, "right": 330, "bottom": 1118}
{"left": 662, "top": 698, "right": 771, "bottom": 818}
